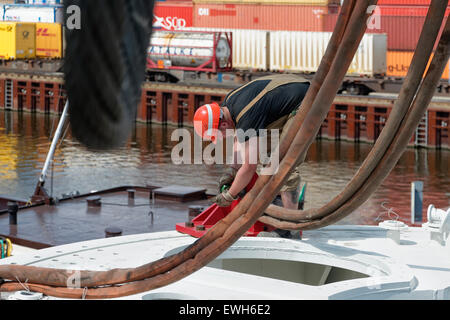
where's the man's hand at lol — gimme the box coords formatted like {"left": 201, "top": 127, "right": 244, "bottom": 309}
{"left": 213, "top": 190, "right": 239, "bottom": 208}
{"left": 218, "top": 168, "right": 238, "bottom": 193}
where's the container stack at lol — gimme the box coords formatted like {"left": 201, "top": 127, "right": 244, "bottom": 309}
{"left": 2, "top": 3, "right": 64, "bottom": 23}
{"left": 0, "top": 21, "right": 35, "bottom": 59}
{"left": 153, "top": 0, "right": 194, "bottom": 31}
{"left": 154, "top": 0, "right": 450, "bottom": 80}
{"left": 0, "top": 3, "right": 63, "bottom": 59}
{"left": 191, "top": 0, "right": 340, "bottom": 31}
{"left": 23, "top": 0, "right": 63, "bottom": 4}
{"left": 368, "top": 0, "right": 450, "bottom": 78}
{"left": 153, "top": 0, "right": 339, "bottom": 31}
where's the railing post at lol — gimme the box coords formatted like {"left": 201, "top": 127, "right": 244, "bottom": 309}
{"left": 411, "top": 181, "right": 424, "bottom": 224}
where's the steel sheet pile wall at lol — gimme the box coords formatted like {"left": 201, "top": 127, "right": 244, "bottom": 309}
{"left": 317, "top": 99, "right": 449, "bottom": 150}
{"left": 0, "top": 75, "right": 448, "bottom": 149}
{"left": 0, "top": 75, "right": 65, "bottom": 113}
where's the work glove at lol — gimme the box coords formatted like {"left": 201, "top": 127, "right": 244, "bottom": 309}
{"left": 213, "top": 190, "right": 239, "bottom": 208}
{"left": 218, "top": 168, "right": 238, "bottom": 193}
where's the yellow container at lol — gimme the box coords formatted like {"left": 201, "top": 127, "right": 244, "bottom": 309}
{"left": 36, "top": 23, "right": 63, "bottom": 59}
{"left": 387, "top": 50, "right": 450, "bottom": 80}
{"left": 0, "top": 22, "right": 36, "bottom": 60}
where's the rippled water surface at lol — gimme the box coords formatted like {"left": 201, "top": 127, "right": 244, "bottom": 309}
{"left": 0, "top": 111, "right": 449, "bottom": 226}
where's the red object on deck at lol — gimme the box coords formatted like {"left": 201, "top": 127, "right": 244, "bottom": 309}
{"left": 176, "top": 173, "right": 276, "bottom": 238}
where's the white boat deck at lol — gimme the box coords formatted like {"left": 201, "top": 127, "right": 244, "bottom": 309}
{"left": 1, "top": 220, "right": 450, "bottom": 300}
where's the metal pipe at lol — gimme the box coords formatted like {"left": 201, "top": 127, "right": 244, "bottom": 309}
{"left": 411, "top": 182, "right": 424, "bottom": 224}
{"left": 8, "top": 202, "right": 18, "bottom": 226}
{"left": 39, "top": 101, "right": 69, "bottom": 185}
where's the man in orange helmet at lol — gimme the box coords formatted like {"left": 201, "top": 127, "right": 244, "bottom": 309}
{"left": 193, "top": 74, "right": 310, "bottom": 231}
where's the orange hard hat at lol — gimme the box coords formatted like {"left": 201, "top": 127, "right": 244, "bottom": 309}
{"left": 193, "top": 102, "right": 222, "bottom": 143}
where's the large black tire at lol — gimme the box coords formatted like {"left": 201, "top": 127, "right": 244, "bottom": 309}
{"left": 64, "top": 0, "right": 155, "bottom": 149}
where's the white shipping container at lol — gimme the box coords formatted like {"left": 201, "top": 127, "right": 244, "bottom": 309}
{"left": 270, "top": 31, "right": 387, "bottom": 76}
{"left": 2, "top": 5, "right": 64, "bottom": 24}
{"left": 349, "top": 34, "right": 387, "bottom": 76}
{"left": 232, "top": 30, "right": 268, "bottom": 71}
{"left": 26, "top": 0, "right": 62, "bottom": 4}
{"left": 179, "top": 28, "right": 387, "bottom": 76}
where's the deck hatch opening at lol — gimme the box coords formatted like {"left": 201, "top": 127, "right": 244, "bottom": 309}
{"left": 142, "top": 293, "right": 196, "bottom": 300}
{"left": 207, "top": 258, "right": 370, "bottom": 286}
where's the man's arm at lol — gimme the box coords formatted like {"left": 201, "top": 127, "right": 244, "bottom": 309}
{"left": 228, "top": 137, "right": 258, "bottom": 198}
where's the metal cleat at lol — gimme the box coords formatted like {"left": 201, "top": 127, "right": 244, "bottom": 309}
{"left": 378, "top": 220, "right": 408, "bottom": 245}
{"left": 8, "top": 291, "right": 46, "bottom": 301}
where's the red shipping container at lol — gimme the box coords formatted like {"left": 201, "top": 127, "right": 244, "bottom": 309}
{"left": 153, "top": 1, "right": 194, "bottom": 31}
{"left": 376, "top": 0, "right": 450, "bottom": 6}
{"left": 377, "top": 0, "right": 431, "bottom": 5}
{"left": 193, "top": 3, "right": 338, "bottom": 31}
{"left": 377, "top": 5, "right": 450, "bottom": 16}
{"left": 326, "top": 5, "right": 449, "bottom": 51}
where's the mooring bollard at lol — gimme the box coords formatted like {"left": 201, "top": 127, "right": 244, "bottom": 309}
{"left": 86, "top": 196, "right": 102, "bottom": 208}
{"left": 411, "top": 181, "right": 424, "bottom": 224}
{"left": 105, "top": 227, "right": 123, "bottom": 238}
{"left": 127, "top": 189, "right": 136, "bottom": 200}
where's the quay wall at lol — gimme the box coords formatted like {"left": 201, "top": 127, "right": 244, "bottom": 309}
{"left": 0, "top": 73, "right": 448, "bottom": 150}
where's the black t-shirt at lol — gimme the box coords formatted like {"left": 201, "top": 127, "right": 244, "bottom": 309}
{"left": 222, "top": 79, "right": 310, "bottom": 142}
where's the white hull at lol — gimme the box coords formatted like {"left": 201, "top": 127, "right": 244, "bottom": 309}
{"left": 2, "top": 222, "right": 450, "bottom": 300}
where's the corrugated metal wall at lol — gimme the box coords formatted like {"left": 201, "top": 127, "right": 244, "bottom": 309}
{"left": 0, "top": 22, "right": 36, "bottom": 60}
{"left": 186, "top": 27, "right": 269, "bottom": 70}
{"left": 387, "top": 51, "right": 450, "bottom": 79}
{"left": 36, "top": 22, "right": 62, "bottom": 58}
{"left": 269, "top": 32, "right": 387, "bottom": 76}
{"left": 192, "top": 3, "right": 337, "bottom": 31}
{"left": 153, "top": 1, "right": 194, "bottom": 31}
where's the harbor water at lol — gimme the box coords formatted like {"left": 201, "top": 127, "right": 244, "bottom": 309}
{"left": 0, "top": 110, "right": 449, "bottom": 226}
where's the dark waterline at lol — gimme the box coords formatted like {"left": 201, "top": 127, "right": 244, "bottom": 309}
{"left": 0, "top": 110, "right": 449, "bottom": 226}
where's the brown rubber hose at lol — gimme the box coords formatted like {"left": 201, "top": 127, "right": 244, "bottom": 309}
{"left": 0, "top": 0, "right": 364, "bottom": 298}
{"left": 260, "top": 0, "right": 448, "bottom": 226}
